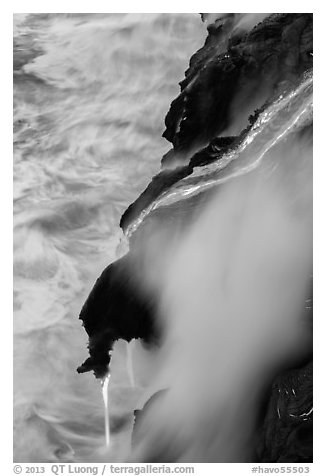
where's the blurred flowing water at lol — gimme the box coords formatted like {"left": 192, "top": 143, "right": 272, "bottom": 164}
{"left": 13, "top": 13, "right": 206, "bottom": 463}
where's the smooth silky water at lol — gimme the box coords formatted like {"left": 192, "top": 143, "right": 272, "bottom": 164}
{"left": 13, "top": 13, "right": 206, "bottom": 463}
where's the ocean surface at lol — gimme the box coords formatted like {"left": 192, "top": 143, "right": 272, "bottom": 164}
{"left": 13, "top": 13, "right": 206, "bottom": 463}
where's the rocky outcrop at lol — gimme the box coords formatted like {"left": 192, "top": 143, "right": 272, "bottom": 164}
{"left": 257, "top": 361, "right": 313, "bottom": 462}
{"left": 77, "top": 255, "right": 159, "bottom": 379}
{"left": 77, "top": 13, "right": 313, "bottom": 462}
{"left": 120, "top": 13, "right": 312, "bottom": 231}
{"left": 162, "top": 13, "right": 312, "bottom": 162}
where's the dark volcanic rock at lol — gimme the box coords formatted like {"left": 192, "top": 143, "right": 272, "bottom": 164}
{"left": 121, "top": 13, "right": 312, "bottom": 231}
{"left": 78, "top": 13, "right": 313, "bottom": 348}
{"left": 120, "top": 165, "right": 191, "bottom": 233}
{"left": 77, "top": 255, "right": 159, "bottom": 379}
{"left": 258, "top": 361, "right": 313, "bottom": 463}
{"left": 120, "top": 136, "right": 235, "bottom": 232}
{"left": 79, "top": 12, "right": 313, "bottom": 377}
{"left": 77, "top": 12, "right": 313, "bottom": 463}
{"left": 162, "top": 13, "right": 312, "bottom": 166}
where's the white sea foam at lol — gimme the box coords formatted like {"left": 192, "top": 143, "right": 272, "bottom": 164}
{"left": 13, "top": 13, "right": 206, "bottom": 463}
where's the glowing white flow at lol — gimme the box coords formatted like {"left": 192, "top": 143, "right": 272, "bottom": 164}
{"left": 101, "top": 374, "right": 111, "bottom": 447}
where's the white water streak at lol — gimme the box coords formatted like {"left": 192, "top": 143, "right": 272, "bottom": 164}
{"left": 101, "top": 374, "right": 111, "bottom": 448}
{"left": 124, "top": 73, "right": 312, "bottom": 240}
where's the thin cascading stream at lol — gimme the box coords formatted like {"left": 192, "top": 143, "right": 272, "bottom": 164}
{"left": 123, "top": 71, "right": 313, "bottom": 242}
{"left": 100, "top": 373, "right": 111, "bottom": 448}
